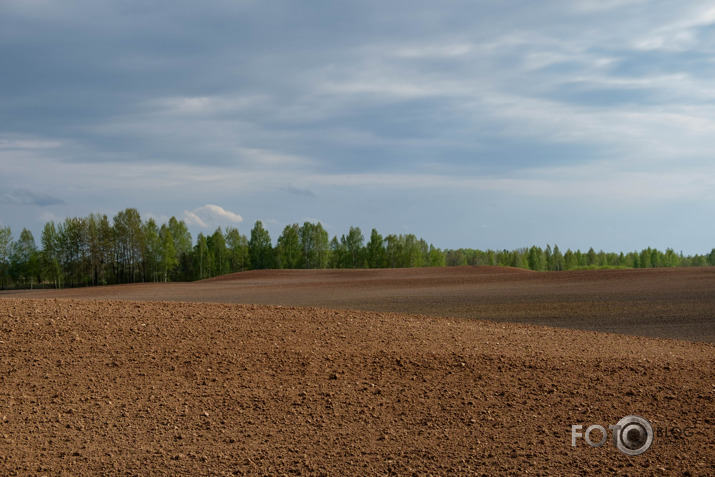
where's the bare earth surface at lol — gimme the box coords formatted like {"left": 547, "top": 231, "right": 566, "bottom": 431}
{"left": 7, "top": 266, "right": 715, "bottom": 342}
{"left": 1, "top": 267, "right": 714, "bottom": 475}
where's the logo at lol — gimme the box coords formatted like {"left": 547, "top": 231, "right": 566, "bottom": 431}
{"left": 571, "top": 415, "right": 654, "bottom": 456}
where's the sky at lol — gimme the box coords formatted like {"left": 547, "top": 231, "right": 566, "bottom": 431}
{"left": 1, "top": 0, "right": 714, "bottom": 255}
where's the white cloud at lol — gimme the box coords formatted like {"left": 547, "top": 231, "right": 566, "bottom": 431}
{"left": 183, "top": 204, "right": 243, "bottom": 229}
{"left": 631, "top": 5, "right": 715, "bottom": 52}
{"left": 39, "top": 210, "right": 63, "bottom": 223}
{"left": 183, "top": 210, "right": 207, "bottom": 228}
{"left": 149, "top": 94, "right": 268, "bottom": 115}
{"left": 571, "top": 0, "right": 649, "bottom": 13}
{"left": 0, "top": 137, "right": 62, "bottom": 149}
{"left": 391, "top": 43, "right": 473, "bottom": 59}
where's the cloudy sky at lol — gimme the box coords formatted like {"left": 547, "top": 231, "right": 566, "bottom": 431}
{"left": 2, "top": 0, "right": 714, "bottom": 254}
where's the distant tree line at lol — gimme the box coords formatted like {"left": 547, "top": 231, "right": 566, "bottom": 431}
{"left": 0, "top": 208, "right": 713, "bottom": 289}
{"left": 442, "top": 245, "right": 715, "bottom": 270}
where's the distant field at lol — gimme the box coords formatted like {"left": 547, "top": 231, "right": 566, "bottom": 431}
{"left": 5, "top": 266, "right": 715, "bottom": 342}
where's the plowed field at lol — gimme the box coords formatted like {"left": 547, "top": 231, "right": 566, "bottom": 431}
{"left": 1, "top": 267, "right": 713, "bottom": 475}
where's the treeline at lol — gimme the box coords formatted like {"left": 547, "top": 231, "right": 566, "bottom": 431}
{"left": 443, "top": 245, "right": 715, "bottom": 270}
{"left": 0, "top": 208, "right": 445, "bottom": 288}
{"left": 0, "top": 208, "right": 713, "bottom": 289}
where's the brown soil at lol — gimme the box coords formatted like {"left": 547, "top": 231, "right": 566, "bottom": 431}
{"left": 7, "top": 266, "right": 715, "bottom": 342}
{"left": 1, "top": 268, "right": 714, "bottom": 475}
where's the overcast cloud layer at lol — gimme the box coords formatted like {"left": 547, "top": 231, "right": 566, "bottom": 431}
{"left": 1, "top": 0, "right": 714, "bottom": 253}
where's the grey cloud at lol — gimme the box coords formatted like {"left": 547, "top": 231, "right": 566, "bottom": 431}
{"left": 280, "top": 186, "right": 316, "bottom": 198}
{"left": 1, "top": 0, "right": 714, "bottom": 255}
{"left": 0, "top": 188, "right": 66, "bottom": 207}
{"left": 4, "top": 0, "right": 711, "bottom": 175}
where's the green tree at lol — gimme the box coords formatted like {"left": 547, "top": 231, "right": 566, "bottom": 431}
{"left": 343, "top": 226, "right": 365, "bottom": 268}
{"left": 11, "top": 228, "right": 38, "bottom": 287}
{"left": 400, "top": 234, "right": 424, "bottom": 268}
{"left": 113, "top": 208, "right": 143, "bottom": 283}
{"left": 586, "top": 247, "right": 597, "bottom": 267}
{"left": 86, "top": 214, "right": 102, "bottom": 285}
{"left": 384, "top": 234, "right": 402, "bottom": 268}
{"left": 58, "top": 217, "right": 88, "bottom": 286}
{"left": 276, "top": 224, "right": 301, "bottom": 269}
{"left": 510, "top": 249, "right": 525, "bottom": 269}
{"left": 428, "top": 244, "right": 445, "bottom": 267}
{"left": 544, "top": 244, "right": 553, "bottom": 271}
{"left": 209, "top": 227, "right": 228, "bottom": 276}
{"left": 639, "top": 248, "right": 651, "bottom": 268}
{"left": 40, "top": 222, "right": 62, "bottom": 288}
{"left": 650, "top": 248, "right": 662, "bottom": 268}
{"left": 249, "top": 221, "right": 273, "bottom": 269}
{"left": 664, "top": 248, "right": 679, "bottom": 268}
{"left": 365, "top": 229, "right": 385, "bottom": 268}
{"left": 97, "top": 214, "right": 115, "bottom": 284}
{"left": 690, "top": 254, "right": 707, "bottom": 266}
{"left": 195, "top": 233, "right": 208, "bottom": 279}
{"left": 0, "top": 226, "right": 12, "bottom": 289}
{"left": 552, "top": 245, "right": 564, "bottom": 271}
{"left": 563, "top": 249, "right": 575, "bottom": 270}
{"left": 143, "top": 218, "right": 161, "bottom": 282}
{"left": 226, "top": 227, "right": 250, "bottom": 272}
{"left": 159, "top": 225, "right": 177, "bottom": 282}
{"left": 496, "top": 250, "right": 512, "bottom": 266}
{"left": 445, "top": 249, "right": 467, "bottom": 267}
{"left": 299, "top": 222, "right": 329, "bottom": 269}
{"left": 168, "top": 217, "right": 192, "bottom": 280}
{"left": 527, "top": 246, "right": 544, "bottom": 271}
{"left": 329, "top": 236, "right": 345, "bottom": 269}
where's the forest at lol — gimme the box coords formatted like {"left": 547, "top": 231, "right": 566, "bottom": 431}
{"left": 1, "top": 208, "right": 714, "bottom": 289}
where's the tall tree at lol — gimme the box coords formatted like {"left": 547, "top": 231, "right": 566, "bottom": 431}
{"left": 552, "top": 245, "right": 564, "bottom": 271}
{"left": 445, "top": 249, "right": 467, "bottom": 266}
{"left": 343, "top": 226, "right": 365, "bottom": 268}
{"left": 195, "top": 233, "right": 208, "bottom": 279}
{"left": 113, "top": 208, "right": 143, "bottom": 283}
{"left": 428, "top": 244, "right": 446, "bottom": 267}
{"left": 11, "top": 228, "right": 38, "bottom": 287}
{"left": 143, "top": 218, "right": 161, "bottom": 282}
{"left": 0, "top": 227, "right": 12, "bottom": 289}
{"left": 40, "top": 222, "right": 62, "bottom": 288}
{"left": 159, "top": 225, "right": 177, "bottom": 282}
{"left": 544, "top": 244, "right": 554, "bottom": 271}
{"left": 365, "top": 228, "right": 385, "bottom": 268}
{"left": 563, "top": 249, "right": 575, "bottom": 270}
{"left": 586, "top": 247, "right": 597, "bottom": 267}
{"left": 249, "top": 221, "right": 273, "bottom": 269}
{"left": 226, "top": 227, "right": 250, "bottom": 272}
{"left": 58, "top": 217, "right": 88, "bottom": 286}
{"left": 86, "top": 213, "right": 113, "bottom": 285}
{"left": 401, "top": 234, "right": 424, "bottom": 268}
{"left": 384, "top": 234, "right": 402, "bottom": 268}
{"left": 167, "top": 217, "right": 192, "bottom": 280}
{"left": 639, "top": 248, "right": 651, "bottom": 268}
{"left": 276, "top": 224, "right": 301, "bottom": 269}
{"left": 329, "top": 236, "right": 346, "bottom": 269}
{"left": 210, "top": 227, "right": 228, "bottom": 276}
{"left": 527, "top": 246, "right": 544, "bottom": 271}
{"left": 299, "top": 222, "right": 329, "bottom": 269}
